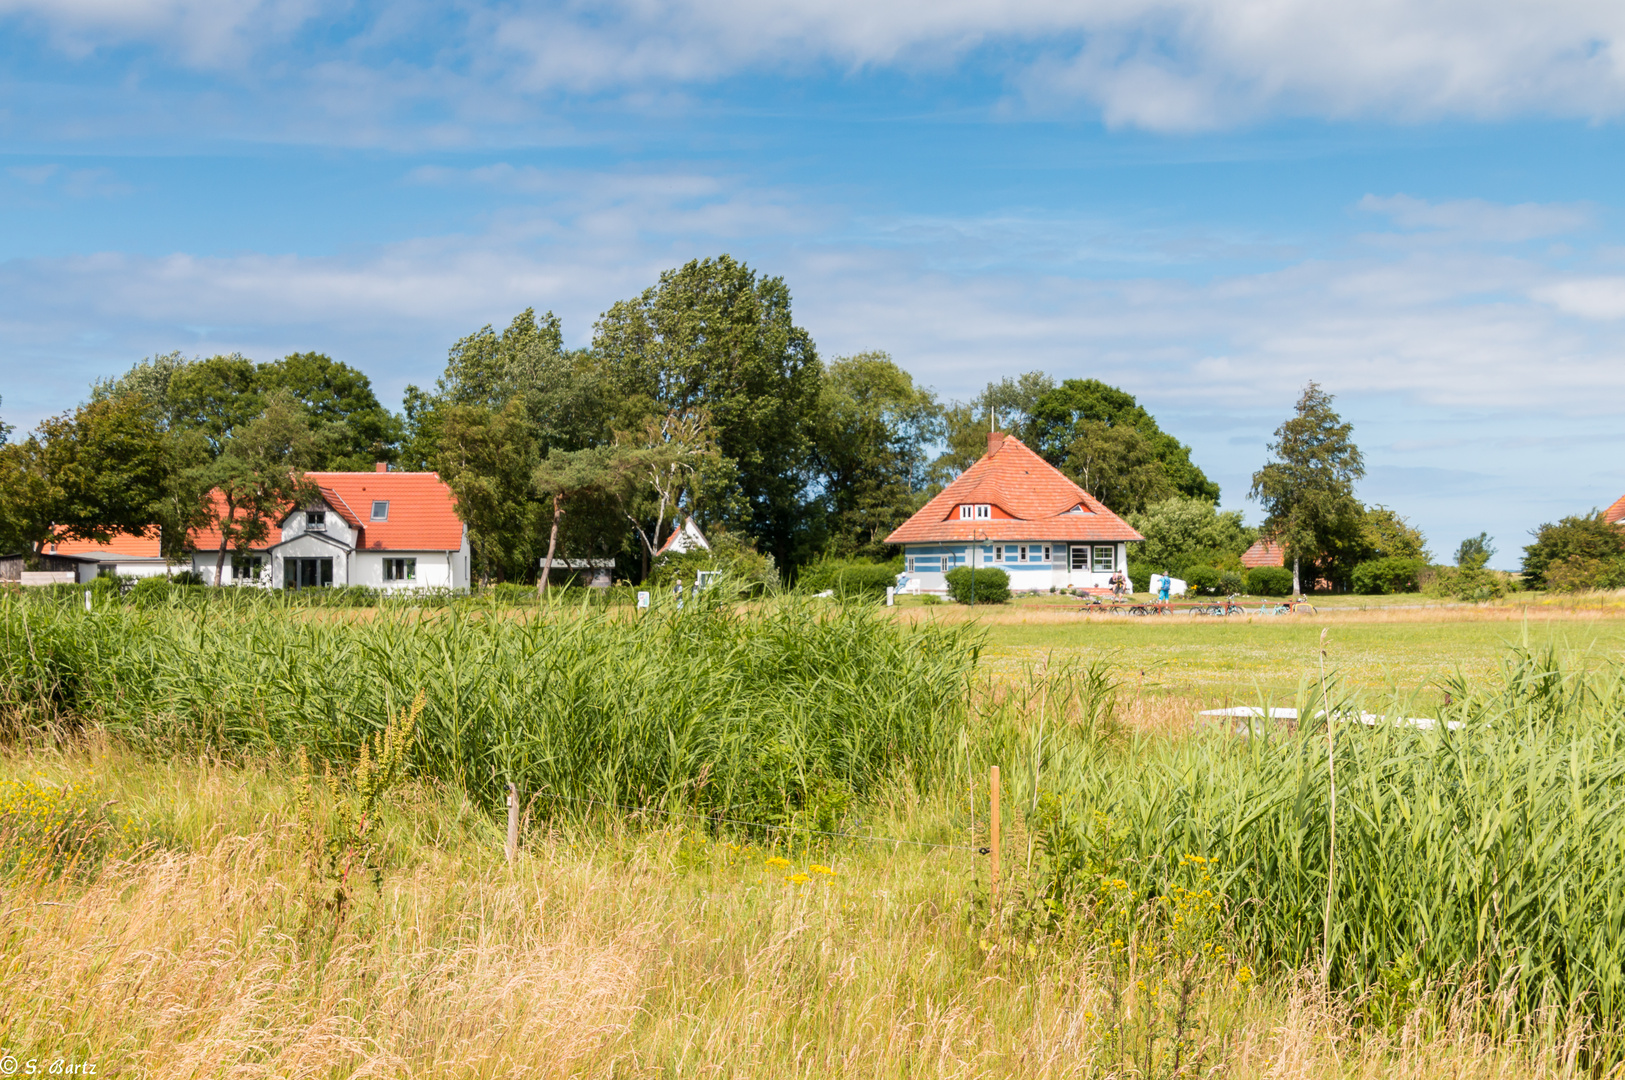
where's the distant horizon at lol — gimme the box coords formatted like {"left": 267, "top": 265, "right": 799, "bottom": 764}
{"left": 6, "top": 1, "right": 1625, "bottom": 572}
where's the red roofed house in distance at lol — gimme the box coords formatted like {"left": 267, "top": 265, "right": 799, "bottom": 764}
{"left": 188, "top": 464, "right": 471, "bottom": 591}
{"left": 885, "top": 432, "right": 1144, "bottom": 596}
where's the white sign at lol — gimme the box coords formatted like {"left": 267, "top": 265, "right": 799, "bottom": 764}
{"left": 886, "top": 586, "right": 895, "bottom": 607}
{"left": 636, "top": 591, "right": 650, "bottom": 609}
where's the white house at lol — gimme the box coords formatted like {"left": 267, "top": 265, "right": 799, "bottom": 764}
{"left": 38, "top": 532, "right": 172, "bottom": 583}
{"left": 656, "top": 516, "right": 710, "bottom": 556}
{"left": 189, "top": 465, "right": 471, "bottom": 591}
{"left": 885, "top": 432, "right": 1144, "bottom": 595}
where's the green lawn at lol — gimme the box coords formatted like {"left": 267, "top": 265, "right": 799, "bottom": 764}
{"left": 896, "top": 596, "right": 1625, "bottom": 702}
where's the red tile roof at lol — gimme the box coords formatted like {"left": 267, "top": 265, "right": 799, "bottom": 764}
{"left": 885, "top": 433, "right": 1144, "bottom": 545}
{"left": 48, "top": 531, "right": 163, "bottom": 559}
{"left": 1240, "top": 538, "right": 1285, "bottom": 568}
{"left": 307, "top": 472, "right": 463, "bottom": 551}
{"left": 1606, "top": 494, "right": 1625, "bottom": 525}
{"left": 187, "top": 471, "right": 465, "bottom": 552}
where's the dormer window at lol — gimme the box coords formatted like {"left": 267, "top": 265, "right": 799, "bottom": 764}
{"left": 957, "top": 504, "right": 993, "bottom": 520}
{"left": 306, "top": 509, "right": 326, "bottom": 532}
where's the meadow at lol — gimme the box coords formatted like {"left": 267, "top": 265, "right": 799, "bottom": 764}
{"left": 4, "top": 590, "right": 1625, "bottom": 1078}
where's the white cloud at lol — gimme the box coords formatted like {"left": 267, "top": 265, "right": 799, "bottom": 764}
{"left": 7, "top": 0, "right": 1625, "bottom": 131}
{"left": 1532, "top": 277, "right": 1625, "bottom": 319}
{"left": 1358, "top": 194, "right": 1593, "bottom": 242}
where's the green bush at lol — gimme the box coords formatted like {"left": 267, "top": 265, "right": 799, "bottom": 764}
{"left": 1182, "top": 565, "right": 1223, "bottom": 596}
{"left": 1350, "top": 557, "right": 1425, "bottom": 595}
{"left": 1128, "top": 565, "right": 1152, "bottom": 593}
{"left": 1218, "top": 570, "right": 1245, "bottom": 596}
{"left": 1247, "top": 566, "right": 1292, "bottom": 596}
{"left": 797, "top": 558, "right": 901, "bottom": 600}
{"left": 945, "top": 566, "right": 1009, "bottom": 604}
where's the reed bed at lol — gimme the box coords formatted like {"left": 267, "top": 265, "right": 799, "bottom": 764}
{"left": 0, "top": 593, "right": 974, "bottom": 825}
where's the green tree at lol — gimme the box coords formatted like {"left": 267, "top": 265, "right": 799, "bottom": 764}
{"left": 1250, "top": 382, "right": 1366, "bottom": 595}
{"left": 1029, "top": 379, "right": 1219, "bottom": 502}
{"left": 813, "top": 351, "right": 942, "bottom": 556}
{"left": 436, "top": 401, "right": 541, "bottom": 585}
{"left": 1063, "top": 420, "right": 1176, "bottom": 515}
{"left": 1127, "top": 496, "right": 1256, "bottom": 571}
{"left": 192, "top": 392, "right": 321, "bottom": 585}
{"left": 595, "top": 256, "right": 823, "bottom": 569}
{"left": 1522, "top": 512, "right": 1625, "bottom": 590}
{"left": 615, "top": 411, "right": 725, "bottom": 579}
{"left": 533, "top": 446, "right": 624, "bottom": 590}
{"left": 1456, "top": 532, "right": 1495, "bottom": 570}
{"left": 0, "top": 394, "right": 173, "bottom": 562}
{"left": 933, "top": 372, "right": 1056, "bottom": 479}
{"left": 257, "top": 352, "right": 401, "bottom": 469}
{"left": 1362, "top": 505, "right": 1429, "bottom": 562}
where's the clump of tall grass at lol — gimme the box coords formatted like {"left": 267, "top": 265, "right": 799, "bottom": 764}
{"left": 0, "top": 593, "right": 976, "bottom": 828}
{"left": 993, "top": 641, "right": 1625, "bottom": 1036}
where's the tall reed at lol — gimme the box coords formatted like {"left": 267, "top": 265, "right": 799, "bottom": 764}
{"left": 0, "top": 593, "right": 976, "bottom": 825}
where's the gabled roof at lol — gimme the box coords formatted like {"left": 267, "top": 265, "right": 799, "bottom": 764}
{"left": 48, "top": 530, "right": 164, "bottom": 560}
{"left": 656, "top": 516, "right": 710, "bottom": 556}
{"left": 885, "top": 433, "right": 1144, "bottom": 544}
{"left": 187, "top": 471, "right": 465, "bottom": 553}
{"left": 1240, "top": 537, "right": 1285, "bottom": 568}
{"left": 1606, "top": 494, "right": 1625, "bottom": 525}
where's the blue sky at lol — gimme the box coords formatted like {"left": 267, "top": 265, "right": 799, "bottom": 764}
{"left": 4, "top": 1, "right": 1625, "bottom": 567}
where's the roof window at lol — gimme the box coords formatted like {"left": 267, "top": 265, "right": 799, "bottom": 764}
{"left": 957, "top": 504, "right": 993, "bottom": 520}
{"left": 371, "top": 500, "right": 389, "bottom": 521}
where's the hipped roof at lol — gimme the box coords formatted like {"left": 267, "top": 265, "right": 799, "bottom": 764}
{"left": 885, "top": 433, "right": 1143, "bottom": 545}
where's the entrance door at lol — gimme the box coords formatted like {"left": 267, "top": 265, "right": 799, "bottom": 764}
{"left": 283, "top": 557, "right": 334, "bottom": 590}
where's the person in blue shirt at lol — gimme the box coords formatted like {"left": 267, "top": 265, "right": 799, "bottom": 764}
{"left": 1157, "top": 572, "right": 1171, "bottom": 603}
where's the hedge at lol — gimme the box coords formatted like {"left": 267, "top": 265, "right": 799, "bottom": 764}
{"left": 945, "top": 565, "right": 1010, "bottom": 604}
{"left": 1246, "top": 566, "right": 1293, "bottom": 596}
{"left": 798, "top": 559, "right": 901, "bottom": 600}
{"left": 1350, "top": 557, "right": 1425, "bottom": 595}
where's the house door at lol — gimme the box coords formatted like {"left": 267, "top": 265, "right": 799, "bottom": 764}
{"left": 283, "top": 557, "right": 333, "bottom": 590}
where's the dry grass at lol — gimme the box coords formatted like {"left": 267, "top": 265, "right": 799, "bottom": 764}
{"left": 0, "top": 737, "right": 1614, "bottom": 1080}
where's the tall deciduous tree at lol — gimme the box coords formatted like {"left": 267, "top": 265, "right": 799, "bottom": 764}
{"left": 193, "top": 392, "right": 320, "bottom": 585}
{"left": 533, "top": 446, "right": 622, "bottom": 590}
{"left": 1062, "top": 420, "right": 1175, "bottom": 515}
{"left": 1250, "top": 382, "right": 1366, "bottom": 595}
{"left": 1029, "top": 378, "right": 1218, "bottom": 503}
{"left": 594, "top": 255, "right": 822, "bottom": 569}
{"left": 436, "top": 401, "right": 541, "bottom": 585}
{"left": 813, "top": 352, "right": 942, "bottom": 556}
{"left": 0, "top": 394, "right": 173, "bottom": 562}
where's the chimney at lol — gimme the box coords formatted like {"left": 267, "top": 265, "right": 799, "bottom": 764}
{"left": 987, "top": 431, "right": 1005, "bottom": 456}
{"left": 375, "top": 462, "right": 388, "bottom": 473}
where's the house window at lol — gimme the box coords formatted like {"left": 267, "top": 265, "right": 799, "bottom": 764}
{"left": 1018, "top": 545, "right": 1028, "bottom": 562}
{"left": 306, "top": 509, "right": 326, "bottom": 532}
{"left": 1071, "top": 546, "right": 1088, "bottom": 571}
{"left": 231, "top": 555, "right": 262, "bottom": 581}
{"left": 906, "top": 556, "right": 915, "bottom": 573}
{"left": 284, "top": 557, "right": 333, "bottom": 589}
{"left": 959, "top": 505, "right": 972, "bottom": 520}
{"left": 993, "top": 546, "right": 1003, "bottom": 562}
{"left": 371, "top": 500, "right": 389, "bottom": 521}
{"left": 976, "top": 504, "right": 991, "bottom": 519}
{"left": 1093, "top": 546, "right": 1116, "bottom": 572}
{"left": 1043, "top": 545, "right": 1051, "bottom": 563}
{"left": 385, "top": 557, "right": 417, "bottom": 582}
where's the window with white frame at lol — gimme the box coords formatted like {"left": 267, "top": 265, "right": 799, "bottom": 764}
{"left": 994, "top": 546, "right": 1003, "bottom": 562}
{"left": 976, "top": 504, "right": 990, "bottom": 519}
{"left": 231, "top": 555, "right": 262, "bottom": 580}
{"left": 385, "top": 557, "right": 417, "bottom": 582}
{"left": 305, "top": 509, "right": 326, "bottom": 531}
{"left": 906, "top": 556, "right": 916, "bottom": 573}
{"left": 1071, "top": 546, "right": 1088, "bottom": 571}
{"left": 1043, "top": 545, "right": 1052, "bottom": 563}
{"left": 1093, "top": 545, "right": 1116, "bottom": 572}
{"left": 959, "top": 504, "right": 972, "bottom": 519}
{"left": 371, "top": 500, "right": 389, "bottom": 521}
{"left": 1018, "top": 545, "right": 1028, "bottom": 562}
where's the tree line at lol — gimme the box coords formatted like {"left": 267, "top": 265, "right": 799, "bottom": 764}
{"left": 0, "top": 255, "right": 1235, "bottom": 585}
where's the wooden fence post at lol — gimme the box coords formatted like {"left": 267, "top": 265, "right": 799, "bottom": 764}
{"left": 506, "top": 782, "right": 519, "bottom": 865}
{"left": 990, "top": 765, "right": 1001, "bottom": 907}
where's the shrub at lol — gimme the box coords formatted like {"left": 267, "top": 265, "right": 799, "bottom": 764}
{"left": 170, "top": 570, "right": 206, "bottom": 586}
{"left": 1246, "top": 566, "right": 1292, "bottom": 596}
{"left": 797, "top": 558, "right": 901, "bottom": 600}
{"left": 945, "top": 565, "right": 1009, "bottom": 604}
{"left": 1423, "top": 565, "right": 1509, "bottom": 602}
{"left": 1128, "top": 565, "right": 1152, "bottom": 593}
{"left": 1218, "top": 570, "right": 1245, "bottom": 596}
{"left": 1350, "top": 557, "right": 1425, "bottom": 595}
{"left": 1522, "top": 511, "right": 1625, "bottom": 589}
{"left": 1182, "top": 565, "right": 1223, "bottom": 596}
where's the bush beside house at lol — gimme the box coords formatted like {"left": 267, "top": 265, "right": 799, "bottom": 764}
{"left": 945, "top": 566, "right": 1010, "bottom": 604}
{"left": 1246, "top": 566, "right": 1293, "bottom": 596}
{"left": 1350, "top": 557, "right": 1425, "bottom": 595}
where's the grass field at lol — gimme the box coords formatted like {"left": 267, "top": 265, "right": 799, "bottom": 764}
{"left": 895, "top": 592, "right": 1625, "bottom": 699}
{"left": 6, "top": 591, "right": 1625, "bottom": 1078}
